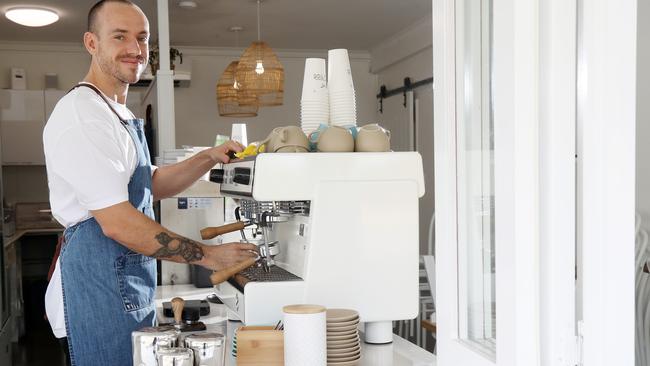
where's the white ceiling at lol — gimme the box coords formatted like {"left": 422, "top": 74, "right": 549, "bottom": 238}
{"left": 0, "top": 0, "right": 431, "bottom": 50}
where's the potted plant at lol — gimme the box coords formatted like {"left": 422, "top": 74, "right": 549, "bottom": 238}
{"left": 169, "top": 48, "right": 183, "bottom": 70}
{"left": 149, "top": 45, "right": 183, "bottom": 75}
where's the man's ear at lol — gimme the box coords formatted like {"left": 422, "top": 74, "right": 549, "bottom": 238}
{"left": 83, "top": 32, "right": 98, "bottom": 56}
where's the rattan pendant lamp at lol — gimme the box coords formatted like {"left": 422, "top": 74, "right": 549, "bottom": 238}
{"left": 236, "top": 0, "right": 284, "bottom": 107}
{"left": 216, "top": 27, "right": 258, "bottom": 117}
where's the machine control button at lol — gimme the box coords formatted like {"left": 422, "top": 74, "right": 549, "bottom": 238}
{"left": 233, "top": 167, "right": 252, "bottom": 185}
{"left": 209, "top": 169, "right": 225, "bottom": 184}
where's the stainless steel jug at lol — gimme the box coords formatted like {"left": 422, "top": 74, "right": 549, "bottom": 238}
{"left": 132, "top": 325, "right": 180, "bottom": 366}
{"left": 184, "top": 332, "right": 226, "bottom": 366}
{"left": 156, "top": 347, "right": 194, "bottom": 366}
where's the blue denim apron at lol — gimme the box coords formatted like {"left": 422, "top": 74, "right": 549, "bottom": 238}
{"left": 60, "top": 83, "right": 156, "bottom": 365}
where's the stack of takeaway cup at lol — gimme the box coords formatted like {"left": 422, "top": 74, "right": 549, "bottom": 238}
{"left": 327, "top": 49, "right": 357, "bottom": 128}
{"left": 300, "top": 58, "right": 329, "bottom": 135}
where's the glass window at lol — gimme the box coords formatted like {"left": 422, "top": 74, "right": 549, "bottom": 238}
{"left": 455, "top": 0, "right": 496, "bottom": 356}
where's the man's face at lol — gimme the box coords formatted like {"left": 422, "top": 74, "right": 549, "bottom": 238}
{"left": 91, "top": 3, "right": 149, "bottom": 84}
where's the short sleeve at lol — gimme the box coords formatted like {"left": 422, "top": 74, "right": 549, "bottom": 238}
{"left": 49, "top": 120, "right": 132, "bottom": 211}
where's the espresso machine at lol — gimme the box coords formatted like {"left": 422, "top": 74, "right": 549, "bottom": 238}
{"left": 207, "top": 152, "right": 424, "bottom": 344}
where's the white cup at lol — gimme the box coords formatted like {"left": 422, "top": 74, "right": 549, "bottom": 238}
{"left": 330, "top": 111, "right": 356, "bottom": 116}
{"left": 302, "top": 111, "right": 328, "bottom": 116}
{"left": 301, "top": 93, "right": 329, "bottom": 127}
{"left": 301, "top": 58, "right": 328, "bottom": 101}
{"left": 301, "top": 111, "right": 329, "bottom": 116}
{"left": 329, "top": 90, "right": 356, "bottom": 97}
{"left": 329, "top": 95, "right": 356, "bottom": 101}
{"left": 327, "top": 49, "right": 354, "bottom": 93}
{"left": 330, "top": 108, "right": 356, "bottom": 123}
{"left": 330, "top": 105, "right": 355, "bottom": 110}
{"left": 330, "top": 104, "right": 356, "bottom": 111}
{"left": 301, "top": 103, "right": 329, "bottom": 108}
{"left": 230, "top": 123, "right": 248, "bottom": 146}
{"left": 301, "top": 101, "right": 329, "bottom": 106}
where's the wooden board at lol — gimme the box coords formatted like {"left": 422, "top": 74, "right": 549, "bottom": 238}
{"left": 236, "top": 326, "right": 284, "bottom": 366}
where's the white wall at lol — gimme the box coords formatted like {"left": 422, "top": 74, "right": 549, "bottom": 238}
{"left": 637, "top": 0, "right": 650, "bottom": 231}
{"left": 371, "top": 16, "right": 434, "bottom": 254}
{"left": 2, "top": 166, "right": 49, "bottom": 205}
{"left": 0, "top": 42, "right": 378, "bottom": 203}
{"left": 0, "top": 42, "right": 89, "bottom": 91}
{"left": 169, "top": 47, "right": 377, "bottom": 146}
{"left": 0, "top": 42, "right": 378, "bottom": 145}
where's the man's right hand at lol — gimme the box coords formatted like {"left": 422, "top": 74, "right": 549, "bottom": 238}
{"left": 91, "top": 202, "right": 259, "bottom": 270}
{"left": 198, "top": 242, "right": 259, "bottom": 271}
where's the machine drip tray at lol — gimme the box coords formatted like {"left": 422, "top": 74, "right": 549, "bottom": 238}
{"left": 242, "top": 266, "right": 302, "bottom": 282}
{"left": 229, "top": 266, "right": 302, "bottom": 292}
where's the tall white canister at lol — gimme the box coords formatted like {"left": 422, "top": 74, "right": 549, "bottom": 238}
{"left": 283, "top": 304, "right": 327, "bottom": 366}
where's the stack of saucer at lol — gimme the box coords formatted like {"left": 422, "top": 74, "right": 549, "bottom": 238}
{"left": 326, "top": 309, "right": 361, "bottom": 365}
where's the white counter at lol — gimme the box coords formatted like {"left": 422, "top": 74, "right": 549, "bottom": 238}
{"left": 155, "top": 285, "right": 436, "bottom": 366}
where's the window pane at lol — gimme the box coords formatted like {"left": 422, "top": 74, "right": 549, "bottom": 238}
{"left": 456, "top": 0, "right": 496, "bottom": 355}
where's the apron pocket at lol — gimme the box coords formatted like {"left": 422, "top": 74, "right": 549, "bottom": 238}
{"left": 115, "top": 253, "right": 156, "bottom": 312}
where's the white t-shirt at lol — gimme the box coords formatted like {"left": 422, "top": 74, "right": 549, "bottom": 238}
{"left": 43, "top": 83, "right": 157, "bottom": 338}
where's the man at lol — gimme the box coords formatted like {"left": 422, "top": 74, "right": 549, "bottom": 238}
{"left": 42, "top": 1, "right": 257, "bottom": 364}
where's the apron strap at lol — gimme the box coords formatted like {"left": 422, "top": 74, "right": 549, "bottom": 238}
{"left": 68, "top": 83, "right": 128, "bottom": 126}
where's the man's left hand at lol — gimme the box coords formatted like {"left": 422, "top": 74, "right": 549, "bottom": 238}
{"left": 206, "top": 140, "right": 245, "bottom": 164}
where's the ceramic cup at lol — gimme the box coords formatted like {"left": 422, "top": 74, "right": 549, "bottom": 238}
{"left": 315, "top": 125, "right": 354, "bottom": 152}
{"left": 276, "top": 145, "right": 309, "bottom": 153}
{"left": 262, "top": 126, "right": 309, "bottom": 153}
{"left": 355, "top": 123, "right": 391, "bottom": 152}
{"left": 260, "top": 127, "right": 282, "bottom": 153}
{"left": 274, "top": 126, "right": 309, "bottom": 152}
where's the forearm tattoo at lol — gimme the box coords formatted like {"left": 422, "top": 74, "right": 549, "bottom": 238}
{"left": 152, "top": 232, "right": 205, "bottom": 263}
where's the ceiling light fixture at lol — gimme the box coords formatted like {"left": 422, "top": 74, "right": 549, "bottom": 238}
{"left": 235, "top": 0, "right": 284, "bottom": 107}
{"left": 216, "top": 26, "right": 258, "bottom": 117}
{"left": 5, "top": 7, "right": 59, "bottom": 27}
{"left": 217, "top": 61, "right": 259, "bottom": 117}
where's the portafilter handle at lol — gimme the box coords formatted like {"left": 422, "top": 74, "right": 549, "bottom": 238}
{"left": 209, "top": 257, "right": 258, "bottom": 285}
{"left": 200, "top": 221, "right": 247, "bottom": 240}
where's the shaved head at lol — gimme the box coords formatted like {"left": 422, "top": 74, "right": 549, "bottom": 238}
{"left": 88, "top": 0, "right": 141, "bottom": 34}
{"left": 83, "top": 0, "right": 150, "bottom": 86}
